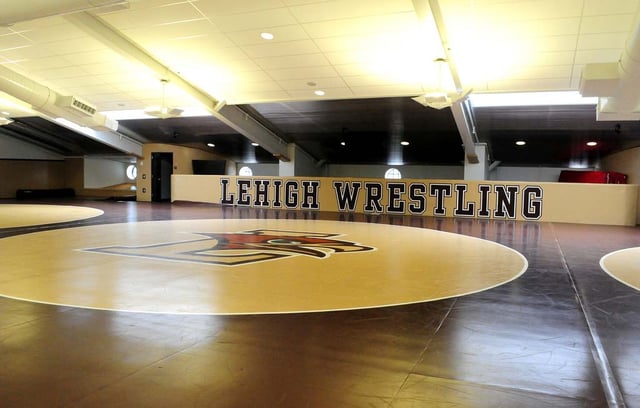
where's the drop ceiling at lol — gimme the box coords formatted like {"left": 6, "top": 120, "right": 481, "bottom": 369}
{"left": 1, "top": 0, "right": 640, "bottom": 167}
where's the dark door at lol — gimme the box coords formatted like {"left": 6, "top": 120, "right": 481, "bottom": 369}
{"left": 151, "top": 152, "right": 173, "bottom": 202}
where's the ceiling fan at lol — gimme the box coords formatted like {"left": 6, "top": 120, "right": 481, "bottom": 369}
{"left": 144, "top": 79, "right": 183, "bottom": 119}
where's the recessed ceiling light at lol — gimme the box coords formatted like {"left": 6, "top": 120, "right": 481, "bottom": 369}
{"left": 400, "top": 141, "right": 409, "bottom": 146}
{"left": 586, "top": 141, "right": 598, "bottom": 147}
{"left": 314, "top": 90, "right": 325, "bottom": 96}
{"left": 251, "top": 142, "right": 259, "bottom": 147}
{"left": 340, "top": 141, "right": 346, "bottom": 146}
{"left": 516, "top": 140, "right": 526, "bottom": 146}
{"left": 207, "top": 143, "right": 215, "bottom": 147}
{"left": 260, "top": 32, "right": 274, "bottom": 40}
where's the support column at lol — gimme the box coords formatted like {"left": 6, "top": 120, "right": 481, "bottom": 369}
{"left": 464, "top": 143, "right": 488, "bottom": 180}
{"left": 279, "top": 144, "right": 320, "bottom": 177}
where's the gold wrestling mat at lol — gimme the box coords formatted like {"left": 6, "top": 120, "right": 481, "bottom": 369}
{"left": 0, "top": 204, "right": 103, "bottom": 228}
{"left": 600, "top": 247, "right": 640, "bottom": 291}
{"left": 0, "top": 219, "right": 527, "bottom": 314}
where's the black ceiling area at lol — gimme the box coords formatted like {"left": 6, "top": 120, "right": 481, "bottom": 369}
{"left": 474, "top": 105, "right": 640, "bottom": 167}
{"left": 5, "top": 97, "right": 639, "bottom": 169}
{"left": 2, "top": 117, "right": 127, "bottom": 157}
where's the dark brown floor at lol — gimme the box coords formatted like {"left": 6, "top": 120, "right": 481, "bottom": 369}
{"left": 1, "top": 199, "right": 639, "bottom": 407}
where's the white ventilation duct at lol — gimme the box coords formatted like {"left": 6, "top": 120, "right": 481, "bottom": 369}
{"left": 581, "top": 10, "right": 640, "bottom": 120}
{"left": 0, "top": 0, "right": 128, "bottom": 26}
{"left": 0, "top": 63, "right": 117, "bottom": 131}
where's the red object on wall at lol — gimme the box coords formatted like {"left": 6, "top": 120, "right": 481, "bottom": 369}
{"left": 559, "top": 170, "right": 627, "bottom": 184}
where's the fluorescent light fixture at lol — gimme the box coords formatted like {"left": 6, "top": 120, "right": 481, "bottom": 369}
{"left": 470, "top": 91, "right": 598, "bottom": 107}
{"left": 261, "top": 32, "right": 274, "bottom": 40}
{"left": 400, "top": 141, "right": 410, "bottom": 146}
{"left": 314, "top": 90, "right": 325, "bottom": 96}
{"left": 103, "top": 107, "right": 213, "bottom": 120}
{"left": 586, "top": 141, "right": 598, "bottom": 147}
{"left": 251, "top": 142, "right": 259, "bottom": 147}
{"left": 55, "top": 117, "right": 92, "bottom": 133}
{"left": 515, "top": 140, "right": 526, "bottom": 146}
{"left": 207, "top": 143, "right": 215, "bottom": 147}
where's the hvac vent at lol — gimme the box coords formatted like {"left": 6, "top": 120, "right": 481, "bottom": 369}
{"left": 56, "top": 96, "right": 97, "bottom": 117}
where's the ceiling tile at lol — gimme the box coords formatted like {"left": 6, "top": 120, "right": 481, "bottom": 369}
{"left": 207, "top": 8, "right": 297, "bottom": 31}
{"left": 48, "top": 37, "right": 107, "bottom": 56}
{"left": 288, "top": 0, "right": 414, "bottom": 23}
{"left": 350, "top": 83, "right": 422, "bottom": 98}
{"left": 241, "top": 40, "right": 321, "bottom": 58}
{"left": 487, "top": 78, "right": 573, "bottom": 92}
{"left": 577, "top": 32, "right": 629, "bottom": 50}
{"left": 194, "top": 0, "right": 286, "bottom": 16}
{"left": 508, "top": 65, "right": 575, "bottom": 80}
{"left": 149, "top": 43, "right": 248, "bottom": 65}
{"left": 143, "top": 19, "right": 216, "bottom": 41}
{"left": 529, "top": 35, "right": 579, "bottom": 53}
{"left": 217, "top": 58, "right": 263, "bottom": 72}
{"left": 254, "top": 53, "right": 331, "bottom": 69}
{"left": 269, "top": 65, "right": 339, "bottom": 80}
{"left": 574, "top": 49, "right": 624, "bottom": 64}
{"left": 342, "top": 75, "right": 418, "bottom": 88}
{"left": 580, "top": 15, "right": 636, "bottom": 34}
{"left": 14, "top": 56, "right": 73, "bottom": 71}
{"left": 226, "top": 25, "right": 309, "bottom": 46}
{"left": 102, "top": 2, "right": 205, "bottom": 29}
{"left": 477, "top": 0, "right": 585, "bottom": 22}
{"left": 20, "top": 23, "right": 86, "bottom": 43}
{"left": 31, "top": 65, "right": 92, "bottom": 80}
{"left": 286, "top": 87, "right": 355, "bottom": 100}
{"left": 302, "top": 13, "right": 418, "bottom": 38}
{"left": 0, "top": 33, "right": 31, "bottom": 51}
{"left": 528, "top": 51, "right": 577, "bottom": 66}
{"left": 277, "top": 76, "right": 348, "bottom": 91}
{"left": 230, "top": 89, "right": 291, "bottom": 103}
{"left": 0, "top": 44, "right": 56, "bottom": 61}
{"left": 583, "top": 0, "right": 640, "bottom": 15}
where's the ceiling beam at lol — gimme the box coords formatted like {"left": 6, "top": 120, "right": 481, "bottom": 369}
{"left": 412, "top": 0, "right": 479, "bottom": 163}
{"left": 65, "top": 11, "right": 290, "bottom": 161}
{"left": 450, "top": 99, "right": 479, "bottom": 164}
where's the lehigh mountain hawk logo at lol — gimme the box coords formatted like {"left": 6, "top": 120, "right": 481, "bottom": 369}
{"left": 82, "top": 229, "right": 375, "bottom": 266}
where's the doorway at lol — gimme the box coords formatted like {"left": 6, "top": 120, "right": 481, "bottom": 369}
{"left": 151, "top": 152, "right": 173, "bottom": 202}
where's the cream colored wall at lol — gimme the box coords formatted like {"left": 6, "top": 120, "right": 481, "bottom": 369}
{"left": 601, "top": 146, "right": 640, "bottom": 224}
{"left": 137, "top": 143, "right": 234, "bottom": 202}
{"left": 172, "top": 175, "right": 639, "bottom": 226}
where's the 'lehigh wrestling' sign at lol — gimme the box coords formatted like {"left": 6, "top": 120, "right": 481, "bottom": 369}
{"left": 219, "top": 178, "right": 543, "bottom": 220}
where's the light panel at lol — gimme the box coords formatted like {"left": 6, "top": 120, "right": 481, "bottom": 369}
{"left": 469, "top": 91, "right": 598, "bottom": 107}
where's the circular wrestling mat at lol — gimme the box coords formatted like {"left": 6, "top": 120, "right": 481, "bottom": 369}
{"left": 0, "top": 219, "right": 527, "bottom": 314}
{"left": 600, "top": 247, "right": 640, "bottom": 291}
{"left": 0, "top": 204, "right": 103, "bottom": 228}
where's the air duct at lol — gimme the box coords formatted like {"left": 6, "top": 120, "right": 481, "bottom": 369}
{"left": 581, "top": 9, "right": 640, "bottom": 120}
{"left": 0, "top": 0, "right": 128, "bottom": 26}
{"left": 0, "top": 64, "right": 118, "bottom": 131}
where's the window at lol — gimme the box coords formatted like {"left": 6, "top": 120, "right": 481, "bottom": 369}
{"left": 384, "top": 168, "right": 401, "bottom": 179}
{"left": 126, "top": 164, "right": 137, "bottom": 180}
{"left": 238, "top": 166, "right": 253, "bottom": 176}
